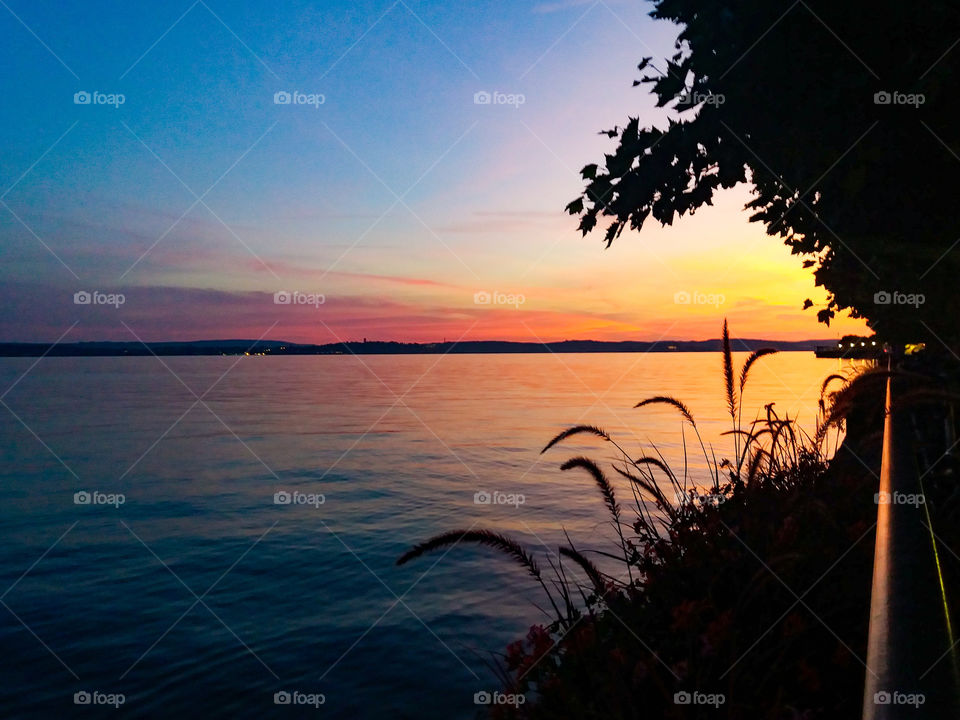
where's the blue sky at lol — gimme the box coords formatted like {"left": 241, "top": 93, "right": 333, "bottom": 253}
{"left": 0, "top": 0, "right": 865, "bottom": 343}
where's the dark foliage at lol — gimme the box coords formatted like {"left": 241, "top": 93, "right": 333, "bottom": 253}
{"left": 568, "top": 1, "right": 960, "bottom": 346}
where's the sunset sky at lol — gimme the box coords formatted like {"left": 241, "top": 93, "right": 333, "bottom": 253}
{"left": 0, "top": 0, "right": 868, "bottom": 344}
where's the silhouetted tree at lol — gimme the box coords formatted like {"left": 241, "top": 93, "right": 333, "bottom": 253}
{"left": 570, "top": 1, "right": 960, "bottom": 347}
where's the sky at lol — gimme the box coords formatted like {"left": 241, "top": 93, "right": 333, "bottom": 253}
{"left": 0, "top": 0, "right": 868, "bottom": 344}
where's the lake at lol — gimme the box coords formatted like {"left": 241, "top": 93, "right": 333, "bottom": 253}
{"left": 0, "top": 352, "right": 847, "bottom": 718}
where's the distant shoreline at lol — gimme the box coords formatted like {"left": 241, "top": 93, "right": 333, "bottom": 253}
{"left": 0, "top": 339, "right": 836, "bottom": 357}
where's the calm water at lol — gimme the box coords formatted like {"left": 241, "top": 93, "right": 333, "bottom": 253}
{"left": 0, "top": 352, "right": 845, "bottom": 718}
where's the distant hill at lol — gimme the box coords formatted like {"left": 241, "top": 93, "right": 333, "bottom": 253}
{"left": 0, "top": 338, "right": 835, "bottom": 357}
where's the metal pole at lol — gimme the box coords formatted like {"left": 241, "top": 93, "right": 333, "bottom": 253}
{"left": 862, "top": 377, "right": 960, "bottom": 717}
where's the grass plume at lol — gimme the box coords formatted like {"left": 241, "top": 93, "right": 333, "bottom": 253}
{"left": 740, "top": 348, "right": 778, "bottom": 393}
{"left": 634, "top": 396, "right": 696, "bottom": 426}
{"left": 559, "top": 546, "right": 607, "bottom": 596}
{"left": 541, "top": 424, "right": 611, "bottom": 454}
{"left": 722, "top": 319, "right": 736, "bottom": 422}
{"left": 560, "top": 457, "right": 619, "bottom": 523}
{"left": 397, "top": 529, "right": 541, "bottom": 580}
